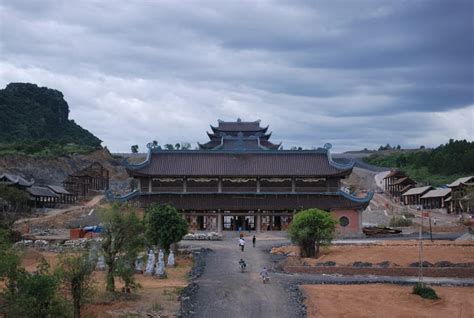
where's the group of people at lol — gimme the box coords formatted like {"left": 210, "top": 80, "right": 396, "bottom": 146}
{"left": 238, "top": 234, "right": 256, "bottom": 251}
{"left": 238, "top": 234, "right": 269, "bottom": 282}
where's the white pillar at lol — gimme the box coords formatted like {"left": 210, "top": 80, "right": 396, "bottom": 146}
{"left": 218, "top": 177, "right": 222, "bottom": 193}
{"left": 256, "top": 178, "right": 260, "bottom": 193}
{"left": 291, "top": 178, "right": 296, "bottom": 193}
{"left": 183, "top": 178, "right": 187, "bottom": 193}
{"left": 148, "top": 177, "right": 152, "bottom": 193}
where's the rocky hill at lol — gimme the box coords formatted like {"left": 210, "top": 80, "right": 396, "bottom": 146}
{"left": 0, "top": 148, "right": 130, "bottom": 192}
{"left": 0, "top": 82, "right": 101, "bottom": 147}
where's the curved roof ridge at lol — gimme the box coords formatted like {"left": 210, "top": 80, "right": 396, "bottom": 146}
{"left": 105, "top": 189, "right": 140, "bottom": 203}
{"left": 337, "top": 190, "right": 374, "bottom": 203}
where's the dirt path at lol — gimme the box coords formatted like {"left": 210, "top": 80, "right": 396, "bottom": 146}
{"left": 185, "top": 237, "right": 297, "bottom": 318}
{"left": 14, "top": 195, "right": 104, "bottom": 228}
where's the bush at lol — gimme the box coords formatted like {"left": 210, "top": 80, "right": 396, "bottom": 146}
{"left": 402, "top": 212, "right": 415, "bottom": 218}
{"left": 413, "top": 283, "right": 439, "bottom": 299}
{"left": 389, "top": 216, "right": 413, "bottom": 227}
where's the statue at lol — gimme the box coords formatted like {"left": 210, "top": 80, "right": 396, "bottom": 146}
{"left": 96, "top": 255, "right": 106, "bottom": 271}
{"left": 144, "top": 249, "right": 155, "bottom": 276}
{"left": 154, "top": 257, "right": 167, "bottom": 278}
{"left": 167, "top": 250, "right": 175, "bottom": 267}
{"left": 135, "top": 256, "right": 144, "bottom": 273}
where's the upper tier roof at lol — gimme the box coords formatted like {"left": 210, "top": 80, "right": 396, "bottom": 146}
{"left": 211, "top": 119, "right": 268, "bottom": 133}
{"left": 127, "top": 150, "right": 353, "bottom": 177}
{"left": 201, "top": 119, "right": 279, "bottom": 150}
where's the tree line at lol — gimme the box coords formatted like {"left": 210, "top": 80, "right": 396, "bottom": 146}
{"left": 364, "top": 139, "right": 474, "bottom": 185}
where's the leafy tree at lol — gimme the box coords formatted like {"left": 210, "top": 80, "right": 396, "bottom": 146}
{"left": 0, "top": 184, "right": 30, "bottom": 229}
{"left": 180, "top": 142, "right": 191, "bottom": 150}
{"left": 288, "top": 209, "right": 337, "bottom": 258}
{"left": 58, "top": 253, "right": 95, "bottom": 318}
{"left": 145, "top": 204, "right": 188, "bottom": 252}
{"left": 1, "top": 258, "right": 70, "bottom": 318}
{"left": 131, "top": 145, "right": 139, "bottom": 153}
{"left": 164, "top": 144, "right": 174, "bottom": 150}
{"left": 174, "top": 143, "right": 181, "bottom": 150}
{"left": 100, "top": 204, "right": 144, "bottom": 292}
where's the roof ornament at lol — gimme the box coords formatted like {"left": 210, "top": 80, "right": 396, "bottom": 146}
{"left": 147, "top": 141, "right": 160, "bottom": 151}
{"left": 324, "top": 143, "right": 332, "bottom": 150}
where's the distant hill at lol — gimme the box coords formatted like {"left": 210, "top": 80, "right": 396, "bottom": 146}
{"left": 0, "top": 83, "right": 101, "bottom": 147}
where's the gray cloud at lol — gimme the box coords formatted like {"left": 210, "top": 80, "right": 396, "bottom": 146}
{"left": 0, "top": 0, "right": 472, "bottom": 152}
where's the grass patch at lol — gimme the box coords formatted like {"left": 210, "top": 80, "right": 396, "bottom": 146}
{"left": 389, "top": 216, "right": 413, "bottom": 227}
{"left": 413, "top": 283, "right": 439, "bottom": 300}
{"left": 150, "top": 302, "right": 162, "bottom": 312}
{"left": 175, "top": 287, "right": 184, "bottom": 295}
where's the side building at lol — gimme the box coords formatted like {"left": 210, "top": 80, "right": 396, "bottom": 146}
{"left": 117, "top": 120, "right": 373, "bottom": 237}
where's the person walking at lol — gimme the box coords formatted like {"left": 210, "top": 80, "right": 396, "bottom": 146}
{"left": 252, "top": 235, "right": 256, "bottom": 248}
{"left": 239, "top": 237, "right": 245, "bottom": 252}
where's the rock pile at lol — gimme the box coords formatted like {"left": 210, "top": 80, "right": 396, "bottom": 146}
{"left": 183, "top": 232, "right": 222, "bottom": 240}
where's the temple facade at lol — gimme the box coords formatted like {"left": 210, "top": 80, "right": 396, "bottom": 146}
{"left": 120, "top": 119, "right": 372, "bottom": 237}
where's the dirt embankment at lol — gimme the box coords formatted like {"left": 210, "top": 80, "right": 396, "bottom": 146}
{"left": 0, "top": 148, "right": 128, "bottom": 188}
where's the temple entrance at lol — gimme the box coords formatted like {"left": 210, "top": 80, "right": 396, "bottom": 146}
{"left": 223, "top": 215, "right": 255, "bottom": 231}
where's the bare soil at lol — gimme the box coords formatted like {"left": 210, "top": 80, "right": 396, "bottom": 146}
{"left": 302, "top": 284, "right": 474, "bottom": 318}
{"left": 12, "top": 248, "right": 193, "bottom": 317}
{"left": 272, "top": 240, "right": 474, "bottom": 267}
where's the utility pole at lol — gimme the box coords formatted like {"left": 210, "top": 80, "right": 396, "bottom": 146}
{"left": 418, "top": 211, "right": 429, "bottom": 286}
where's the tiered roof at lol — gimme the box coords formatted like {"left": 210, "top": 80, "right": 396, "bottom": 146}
{"left": 128, "top": 150, "right": 353, "bottom": 177}
{"left": 199, "top": 119, "right": 281, "bottom": 150}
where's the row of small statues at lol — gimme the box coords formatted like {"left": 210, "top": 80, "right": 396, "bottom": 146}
{"left": 92, "top": 246, "right": 175, "bottom": 279}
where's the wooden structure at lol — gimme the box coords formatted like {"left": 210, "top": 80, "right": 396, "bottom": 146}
{"left": 383, "top": 170, "right": 416, "bottom": 199}
{"left": 64, "top": 162, "right": 109, "bottom": 197}
{"left": 26, "top": 186, "right": 59, "bottom": 208}
{"left": 420, "top": 188, "right": 452, "bottom": 209}
{"left": 402, "top": 186, "right": 433, "bottom": 206}
{"left": 447, "top": 176, "right": 474, "bottom": 213}
{"left": 47, "top": 185, "right": 77, "bottom": 204}
{"left": 118, "top": 119, "right": 373, "bottom": 237}
{"left": 0, "top": 172, "right": 34, "bottom": 189}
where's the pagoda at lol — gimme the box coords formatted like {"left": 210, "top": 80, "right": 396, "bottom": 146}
{"left": 114, "top": 119, "right": 373, "bottom": 237}
{"left": 198, "top": 119, "right": 281, "bottom": 150}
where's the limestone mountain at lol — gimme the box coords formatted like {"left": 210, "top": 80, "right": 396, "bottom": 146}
{"left": 0, "top": 82, "right": 101, "bottom": 147}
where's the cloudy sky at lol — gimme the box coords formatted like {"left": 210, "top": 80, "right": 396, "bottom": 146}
{"left": 0, "top": 0, "right": 472, "bottom": 152}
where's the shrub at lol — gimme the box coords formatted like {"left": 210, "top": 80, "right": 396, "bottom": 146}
{"left": 389, "top": 216, "right": 413, "bottom": 227}
{"left": 413, "top": 283, "right": 439, "bottom": 300}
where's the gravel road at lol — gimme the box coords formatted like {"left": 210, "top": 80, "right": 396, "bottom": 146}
{"left": 183, "top": 237, "right": 302, "bottom": 318}
{"left": 182, "top": 235, "right": 473, "bottom": 318}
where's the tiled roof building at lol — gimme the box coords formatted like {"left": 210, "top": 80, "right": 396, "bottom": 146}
{"left": 117, "top": 119, "right": 373, "bottom": 237}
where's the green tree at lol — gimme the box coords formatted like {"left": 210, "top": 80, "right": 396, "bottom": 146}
{"left": 131, "top": 144, "right": 139, "bottom": 153}
{"left": 1, "top": 258, "right": 70, "bottom": 318}
{"left": 180, "top": 142, "right": 191, "bottom": 150}
{"left": 145, "top": 204, "right": 188, "bottom": 252}
{"left": 288, "top": 209, "right": 337, "bottom": 258}
{"left": 100, "top": 204, "right": 144, "bottom": 292}
{"left": 58, "top": 253, "right": 95, "bottom": 318}
{"left": 164, "top": 144, "right": 174, "bottom": 150}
